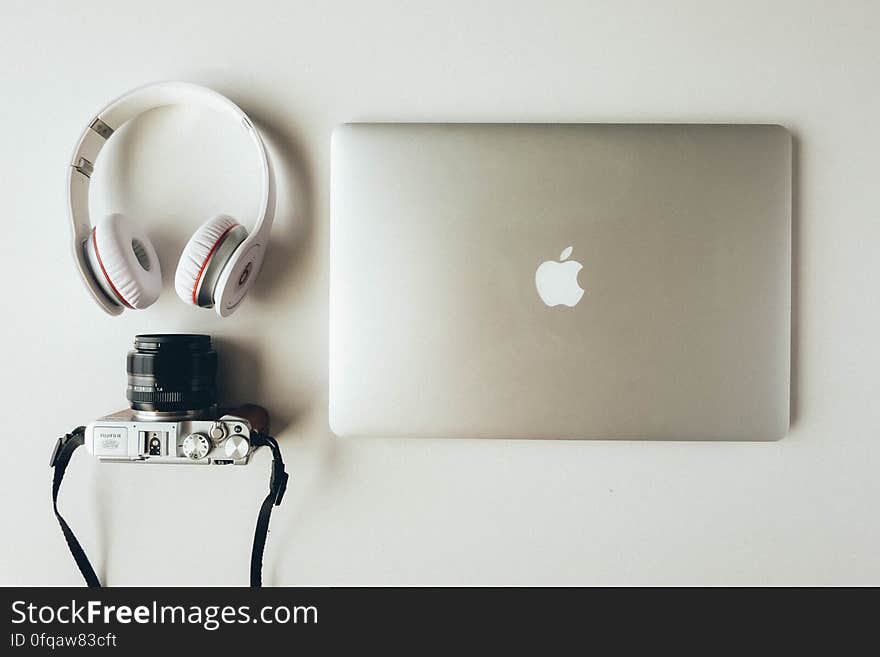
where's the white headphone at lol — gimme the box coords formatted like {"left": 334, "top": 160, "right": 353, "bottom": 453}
{"left": 68, "top": 81, "right": 275, "bottom": 317}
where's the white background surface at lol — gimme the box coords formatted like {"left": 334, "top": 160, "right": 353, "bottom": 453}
{"left": 1, "top": 0, "right": 878, "bottom": 585}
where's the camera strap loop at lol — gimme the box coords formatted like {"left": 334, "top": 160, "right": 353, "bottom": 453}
{"left": 51, "top": 426, "right": 289, "bottom": 588}
{"left": 50, "top": 427, "right": 101, "bottom": 588}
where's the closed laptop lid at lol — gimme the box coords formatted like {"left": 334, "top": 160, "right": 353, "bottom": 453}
{"left": 330, "top": 123, "right": 791, "bottom": 440}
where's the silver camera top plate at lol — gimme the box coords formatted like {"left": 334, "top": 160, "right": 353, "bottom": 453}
{"left": 85, "top": 409, "right": 254, "bottom": 465}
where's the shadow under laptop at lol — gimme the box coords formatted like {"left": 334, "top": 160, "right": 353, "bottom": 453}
{"left": 790, "top": 133, "right": 801, "bottom": 430}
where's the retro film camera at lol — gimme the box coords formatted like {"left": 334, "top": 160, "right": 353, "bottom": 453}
{"left": 85, "top": 334, "right": 263, "bottom": 465}
{"left": 50, "top": 333, "right": 287, "bottom": 587}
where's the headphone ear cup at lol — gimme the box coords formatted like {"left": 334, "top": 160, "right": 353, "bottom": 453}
{"left": 175, "top": 215, "right": 244, "bottom": 307}
{"left": 88, "top": 213, "right": 162, "bottom": 309}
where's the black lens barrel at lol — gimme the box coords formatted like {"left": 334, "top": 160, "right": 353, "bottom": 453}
{"left": 126, "top": 334, "right": 217, "bottom": 413}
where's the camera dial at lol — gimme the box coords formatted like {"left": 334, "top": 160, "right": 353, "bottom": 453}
{"left": 182, "top": 433, "right": 211, "bottom": 460}
{"left": 224, "top": 434, "right": 250, "bottom": 459}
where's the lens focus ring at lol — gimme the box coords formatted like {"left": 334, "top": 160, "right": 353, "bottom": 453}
{"left": 126, "top": 334, "right": 217, "bottom": 413}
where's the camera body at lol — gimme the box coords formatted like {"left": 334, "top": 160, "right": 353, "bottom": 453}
{"left": 83, "top": 334, "right": 268, "bottom": 466}
{"left": 85, "top": 408, "right": 255, "bottom": 465}
{"left": 52, "top": 333, "right": 288, "bottom": 588}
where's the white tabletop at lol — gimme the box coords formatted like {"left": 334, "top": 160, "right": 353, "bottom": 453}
{"left": 1, "top": 0, "right": 878, "bottom": 585}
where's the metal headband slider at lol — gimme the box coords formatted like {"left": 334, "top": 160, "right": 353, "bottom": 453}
{"left": 90, "top": 118, "right": 114, "bottom": 139}
{"left": 72, "top": 157, "right": 94, "bottom": 178}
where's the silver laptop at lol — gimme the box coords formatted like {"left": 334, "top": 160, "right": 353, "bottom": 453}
{"left": 330, "top": 124, "right": 791, "bottom": 440}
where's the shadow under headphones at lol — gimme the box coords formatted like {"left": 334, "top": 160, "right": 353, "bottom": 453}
{"left": 67, "top": 81, "right": 276, "bottom": 317}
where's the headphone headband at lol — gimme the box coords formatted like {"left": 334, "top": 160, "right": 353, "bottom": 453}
{"left": 67, "top": 81, "right": 275, "bottom": 315}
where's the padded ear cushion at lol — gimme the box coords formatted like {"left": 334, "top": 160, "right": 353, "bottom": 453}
{"left": 175, "top": 215, "right": 241, "bottom": 305}
{"left": 92, "top": 213, "right": 162, "bottom": 309}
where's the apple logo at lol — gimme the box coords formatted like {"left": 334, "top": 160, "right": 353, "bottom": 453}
{"left": 535, "top": 246, "right": 584, "bottom": 307}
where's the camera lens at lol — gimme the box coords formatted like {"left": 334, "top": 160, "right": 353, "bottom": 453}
{"left": 126, "top": 334, "right": 217, "bottom": 413}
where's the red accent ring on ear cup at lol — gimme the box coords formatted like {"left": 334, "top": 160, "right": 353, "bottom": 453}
{"left": 92, "top": 229, "right": 134, "bottom": 309}
{"left": 192, "top": 223, "right": 237, "bottom": 305}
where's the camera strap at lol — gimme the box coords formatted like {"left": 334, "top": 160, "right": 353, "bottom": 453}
{"left": 50, "top": 426, "right": 289, "bottom": 588}
{"left": 249, "top": 431, "right": 288, "bottom": 587}
{"left": 50, "top": 427, "right": 101, "bottom": 587}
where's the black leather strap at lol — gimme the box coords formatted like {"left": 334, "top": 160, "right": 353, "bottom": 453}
{"left": 249, "top": 432, "right": 288, "bottom": 587}
{"left": 50, "top": 427, "right": 101, "bottom": 587}
{"left": 50, "top": 427, "right": 288, "bottom": 588}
